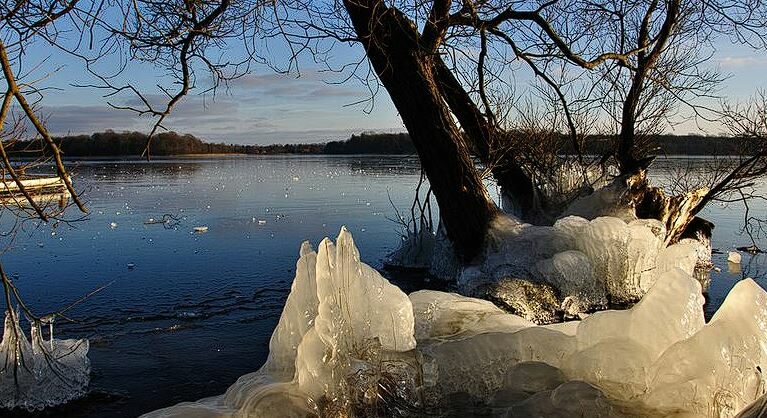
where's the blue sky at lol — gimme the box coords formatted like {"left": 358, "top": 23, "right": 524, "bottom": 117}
{"left": 17, "top": 24, "right": 767, "bottom": 145}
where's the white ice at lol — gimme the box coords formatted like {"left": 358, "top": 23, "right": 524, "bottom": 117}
{"left": 0, "top": 312, "right": 90, "bottom": 411}
{"left": 457, "top": 214, "right": 709, "bottom": 319}
{"left": 144, "top": 227, "right": 767, "bottom": 418}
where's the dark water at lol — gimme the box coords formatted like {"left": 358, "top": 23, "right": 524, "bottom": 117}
{"left": 1, "top": 155, "right": 765, "bottom": 418}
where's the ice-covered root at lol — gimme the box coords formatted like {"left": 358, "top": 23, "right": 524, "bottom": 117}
{"left": 461, "top": 213, "right": 711, "bottom": 321}
{"left": 483, "top": 278, "right": 562, "bottom": 324}
{"left": 0, "top": 311, "right": 90, "bottom": 411}
{"left": 384, "top": 227, "right": 436, "bottom": 270}
{"left": 384, "top": 220, "right": 460, "bottom": 281}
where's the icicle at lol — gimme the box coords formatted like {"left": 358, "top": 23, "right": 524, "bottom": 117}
{"left": 0, "top": 311, "right": 90, "bottom": 411}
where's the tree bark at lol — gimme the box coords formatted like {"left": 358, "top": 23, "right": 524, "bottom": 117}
{"left": 617, "top": 0, "right": 680, "bottom": 174}
{"left": 432, "top": 57, "right": 540, "bottom": 221}
{"left": 343, "top": 0, "right": 498, "bottom": 261}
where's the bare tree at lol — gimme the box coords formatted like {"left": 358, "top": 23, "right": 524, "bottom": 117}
{"left": 3, "top": 0, "right": 767, "bottom": 261}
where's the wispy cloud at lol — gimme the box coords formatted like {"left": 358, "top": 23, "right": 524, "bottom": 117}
{"left": 35, "top": 65, "right": 399, "bottom": 144}
{"left": 717, "top": 56, "right": 767, "bottom": 68}
{"left": 42, "top": 105, "right": 144, "bottom": 135}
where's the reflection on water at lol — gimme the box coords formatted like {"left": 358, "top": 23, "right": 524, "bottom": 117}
{"left": 1, "top": 155, "right": 765, "bottom": 418}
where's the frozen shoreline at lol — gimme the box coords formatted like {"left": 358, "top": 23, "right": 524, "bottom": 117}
{"left": 143, "top": 224, "right": 767, "bottom": 418}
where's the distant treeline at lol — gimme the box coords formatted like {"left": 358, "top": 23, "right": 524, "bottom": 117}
{"left": 7, "top": 131, "right": 411, "bottom": 157}
{"left": 4, "top": 130, "right": 752, "bottom": 157}
{"left": 7, "top": 131, "right": 325, "bottom": 157}
{"left": 324, "top": 133, "right": 415, "bottom": 154}
{"left": 574, "top": 134, "right": 748, "bottom": 156}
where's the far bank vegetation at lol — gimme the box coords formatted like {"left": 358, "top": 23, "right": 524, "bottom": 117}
{"left": 6, "top": 130, "right": 755, "bottom": 158}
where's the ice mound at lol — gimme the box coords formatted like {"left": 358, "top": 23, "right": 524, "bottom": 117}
{"left": 0, "top": 311, "right": 90, "bottom": 411}
{"left": 463, "top": 214, "right": 709, "bottom": 321}
{"left": 419, "top": 271, "right": 765, "bottom": 417}
{"left": 144, "top": 229, "right": 765, "bottom": 418}
{"left": 146, "top": 227, "right": 418, "bottom": 418}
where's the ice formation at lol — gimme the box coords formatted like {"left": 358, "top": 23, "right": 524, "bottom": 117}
{"left": 457, "top": 214, "right": 710, "bottom": 321}
{"left": 0, "top": 312, "right": 90, "bottom": 411}
{"left": 390, "top": 213, "right": 710, "bottom": 322}
{"left": 145, "top": 227, "right": 767, "bottom": 418}
{"left": 385, "top": 227, "right": 436, "bottom": 269}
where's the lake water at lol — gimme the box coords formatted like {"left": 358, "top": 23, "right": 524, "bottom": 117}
{"left": 2, "top": 155, "right": 765, "bottom": 418}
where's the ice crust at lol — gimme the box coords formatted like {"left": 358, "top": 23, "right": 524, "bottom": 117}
{"left": 460, "top": 215, "right": 709, "bottom": 321}
{"left": 145, "top": 227, "right": 767, "bottom": 418}
{"left": 0, "top": 312, "right": 90, "bottom": 411}
{"left": 388, "top": 213, "right": 708, "bottom": 322}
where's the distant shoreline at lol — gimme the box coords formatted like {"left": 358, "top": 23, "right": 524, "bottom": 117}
{"left": 7, "top": 130, "right": 755, "bottom": 158}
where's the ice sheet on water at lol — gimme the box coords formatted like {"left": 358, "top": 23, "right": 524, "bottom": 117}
{"left": 145, "top": 229, "right": 765, "bottom": 418}
{"left": 0, "top": 312, "right": 90, "bottom": 411}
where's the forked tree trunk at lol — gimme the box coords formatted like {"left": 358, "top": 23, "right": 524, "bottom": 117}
{"left": 432, "top": 58, "right": 541, "bottom": 221}
{"left": 343, "top": 0, "right": 497, "bottom": 261}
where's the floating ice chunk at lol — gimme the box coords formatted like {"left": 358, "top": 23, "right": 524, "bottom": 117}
{"left": 428, "top": 223, "right": 462, "bottom": 280}
{"left": 485, "top": 278, "right": 561, "bottom": 324}
{"left": 0, "top": 312, "right": 90, "bottom": 411}
{"left": 728, "top": 250, "right": 742, "bottom": 264}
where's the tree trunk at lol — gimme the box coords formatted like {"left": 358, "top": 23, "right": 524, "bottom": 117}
{"left": 343, "top": 0, "right": 497, "bottom": 261}
{"left": 432, "top": 58, "right": 541, "bottom": 221}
